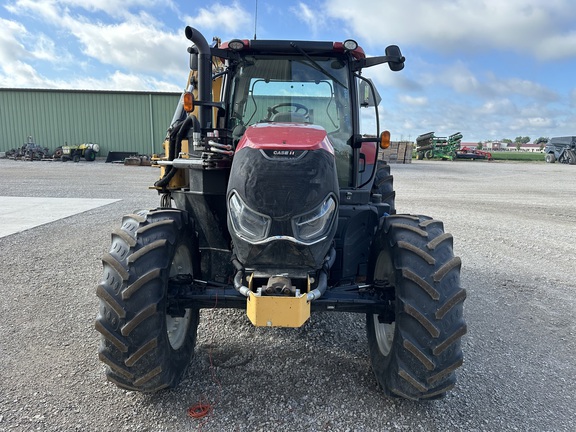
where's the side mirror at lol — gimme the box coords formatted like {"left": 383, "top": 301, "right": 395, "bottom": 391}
{"left": 385, "top": 45, "right": 404, "bottom": 71}
{"left": 356, "top": 47, "right": 405, "bottom": 71}
{"left": 358, "top": 78, "right": 382, "bottom": 107}
{"left": 187, "top": 46, "right": 199, "bottom": 71}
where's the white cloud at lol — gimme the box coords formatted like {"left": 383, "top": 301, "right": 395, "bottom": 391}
{"left": 394, "top": 57, "right": 558, "bottom": 107}
{"left": 447, "top": 69, "right": 480, "bottom": 94}
{"left": 67, "top": 16, "right": 187, "bottom": 75}
{"left": 0, "top": 60, "right": 47, "bottom": 88}
{"left": 323, "top": 0, "right": 576, "bottom": 60}
{"left": 69, "top": 71, "right": 181, "bottom": 91}
{"left": 291, "top": 2, "right": 325, "bottom": 37}
{"left": 362, "top": 62, "right": 422, "bottom": 92}
{"left": 29, "top": 34, "right": 60, "bottom": 62}
{"left": 0, "top": 17, "right": 75, "bottom": 86}
{"left": 5, "top": 1, "right": 190, "bottom": 79}
{"left": 182, "top": 2, "right": 251, "bottom": 36}
{"left": 477, "top": 98, "right": 518, "bottom": 115}
{"left": 399, "top": 95, "right": 427, "bottom": 106}
{"left": 0, "top": 62, "right": 180, "bottom": 91}
{"left": 2, "top": 0, "right": 260, "bottom": 91}
{"left": 0, "top": 19, "right": 29, "bottom": 63}
{"left": 7, "top": 0, "right": 178, "bottom": 21}
{"left": 5, "top": 0, "right": 62, "bottom": 23}
{"left": 509, "top": 115, "right": 556, "bottom": 132}
{"left": 425, "top": 62, "right": 481, "bottom": 94}
{"left": 485, "top": 74, "right": 559, "bottom": 101}
{"left": 0, "top": 17, "right": 64, "bottom": 64}
{"left": 544, "top": 32, "right": 576, "bottom": 61}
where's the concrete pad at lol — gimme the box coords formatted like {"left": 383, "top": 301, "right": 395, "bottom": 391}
{"left": 0, "top": 196, "right": 120, "bottom": 238}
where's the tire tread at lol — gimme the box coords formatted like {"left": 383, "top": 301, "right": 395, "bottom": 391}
{"left": 95, "top": 209, "right": 200, "bottom": 392}
{"left": 367, "top": 214, "right": 466, "bottom": 400}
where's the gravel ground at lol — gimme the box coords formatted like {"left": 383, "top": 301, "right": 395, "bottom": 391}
{"left": 0, "top": 158, "right": 574, "bottom": 431}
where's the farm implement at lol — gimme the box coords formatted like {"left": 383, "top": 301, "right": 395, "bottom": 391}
{"left": 416, "top": 132, "right": 462, "bottom": 160}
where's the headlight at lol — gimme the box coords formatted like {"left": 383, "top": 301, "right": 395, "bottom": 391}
{"left": 228, "top": 192, "right": 271, "bottom": 242}
{"left": 292, "top": 196, "right": 337, "bottom": 243}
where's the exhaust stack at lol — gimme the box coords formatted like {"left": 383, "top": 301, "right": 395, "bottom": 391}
{"left": 185, "top": 26, "right": 212, "bottom": 130}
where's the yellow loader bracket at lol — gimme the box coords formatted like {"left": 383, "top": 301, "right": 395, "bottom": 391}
{"left": 246, "top": 292, "right": 311, "bottom": 328}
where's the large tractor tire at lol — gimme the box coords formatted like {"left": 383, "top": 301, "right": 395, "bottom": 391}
{"left": 371, "top": 160, "right": 396, "bottom": 214}
{"left": 84, "top": 148, "right": 96, "bottom": 161}
{"left": 558, "top": 150, "right": 576, "bottom": 164}
{"left": 366, "top": 214, "right": 466, "bottom": 400}
{"left": 545, "top": 153, "right": 556, "bottom": 163}
{"left": 52, "top": 147, "right": 63, "bottom": 159}
{"left": 95, "top": 208, "right": 200, "bottom": 392}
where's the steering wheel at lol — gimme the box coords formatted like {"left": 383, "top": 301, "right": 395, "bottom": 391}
{"left": 267, "top": 102, "right": 309, "bottom": 119}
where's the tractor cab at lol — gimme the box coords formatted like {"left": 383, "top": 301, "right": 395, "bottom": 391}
{"left": 225, "top": 49, "right": 356, "bottom": 187}
{"left": 221, "top": 39, "right": 398, "bottom": 192}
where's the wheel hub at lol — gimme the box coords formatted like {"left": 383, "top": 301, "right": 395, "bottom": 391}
{"left": 373, "top": 315, "right": 395, "bottom": 356}
{"left": 166, "top": 310, "right": 192, "bottom": 350}
{"left": 167, "top": 244, "right": 193, "bottom": 350}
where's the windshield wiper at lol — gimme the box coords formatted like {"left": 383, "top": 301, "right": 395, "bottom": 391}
{"left": 289, "top": 42, "right": 347, "bottom": 89}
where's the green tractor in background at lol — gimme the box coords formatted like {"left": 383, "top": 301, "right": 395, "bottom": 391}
{"left": 53, "top": 142, "right": 100, "bottom": 162}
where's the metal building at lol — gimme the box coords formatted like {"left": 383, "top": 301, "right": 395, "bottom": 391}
{"left": 0, "top": 88, "right": 180, "bottom": 156}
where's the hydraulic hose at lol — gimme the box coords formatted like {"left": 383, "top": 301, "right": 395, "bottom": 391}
{"left": 155, "top": 115, "right": 194, "bottom": 188}
{"left": 233, "top": 271, "right": 251, "bottom": 297}
{"left": 232, "top": 256, "right": 251, "bottom": 297}
{"left": 306, "top": 247, "right": 337, "bottom": 302}
{"left": 231, "top": 248, "right": 337, "bottom": 301}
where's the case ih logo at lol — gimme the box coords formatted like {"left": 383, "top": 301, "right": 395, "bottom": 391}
{"left": 262, "top": 149, "right": 306, "bottom": 159}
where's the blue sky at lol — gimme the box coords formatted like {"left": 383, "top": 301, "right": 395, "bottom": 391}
{"left": 2, "top": 0, "right": 575, "bottom": 143}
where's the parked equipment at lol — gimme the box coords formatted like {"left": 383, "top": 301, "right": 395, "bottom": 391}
{"left": 95, "top": 27, "right": 466, "bottom": 400}
{"left": 5, "top": 136, "right": 50, "bottom": 160}
{"left": 455, "top": 146, "right": 492, "bottom": 160}
{"left": 544, "top": 136, "right": 576, "bottom": 164}
{"left": 416, "top": 132, "right": 462, "bottom": 160}
{"left": 54, "top": 143, "right": 100, "bottom": 162}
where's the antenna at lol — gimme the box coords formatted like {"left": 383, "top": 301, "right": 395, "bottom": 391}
{"left": 254, "top": 0, "right": 258, "bottom": 40}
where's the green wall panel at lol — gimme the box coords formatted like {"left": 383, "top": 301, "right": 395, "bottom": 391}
{"left": 0, "top": 89, "right": 180, "bottom": 156}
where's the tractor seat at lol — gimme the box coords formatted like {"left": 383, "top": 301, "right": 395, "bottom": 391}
{"left": 271, "top": 112, "right": 308, "bottom": 123}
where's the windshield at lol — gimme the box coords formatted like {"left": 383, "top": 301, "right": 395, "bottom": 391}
{"left": 229, "top": 55, "right": 354, "bottom": 185}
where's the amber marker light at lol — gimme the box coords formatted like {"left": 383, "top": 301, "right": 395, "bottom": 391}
{"left": 380, "top": 130, "right": 391, "bottom": 149}
{"left": 183, "top": 92, "right": 194, "bottom": 113}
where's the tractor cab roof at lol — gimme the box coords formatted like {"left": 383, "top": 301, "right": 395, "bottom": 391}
{"left": 218, "top": 39, "right": 366, "bottom": 60}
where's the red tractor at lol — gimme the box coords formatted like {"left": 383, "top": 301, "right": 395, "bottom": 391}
{"left": 95, "top": 27, "right": 466, "bottom": 400}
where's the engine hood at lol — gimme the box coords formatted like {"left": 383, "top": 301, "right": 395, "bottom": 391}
{"left": 227, "top": 123, "right": 339, "bottom": 272}
{"left": 236, "top": 123, "right": 335, "bottom": 153}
